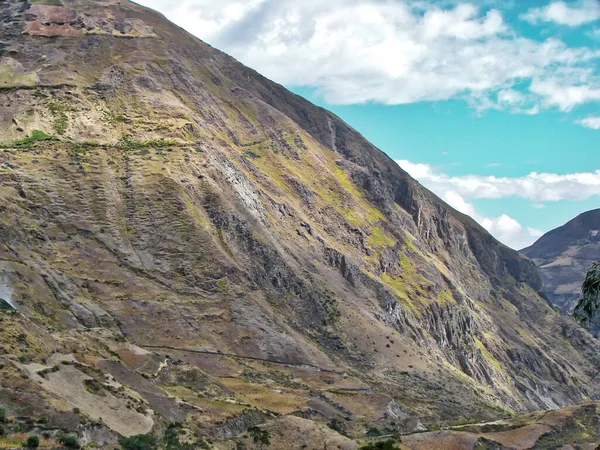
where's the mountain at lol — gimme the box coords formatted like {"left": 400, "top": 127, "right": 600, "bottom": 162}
{"left": 1, "top": 0, "right": 600, "bottom": 448}
{"left": 522, "top": 209, "right": 600, "bottom": 317}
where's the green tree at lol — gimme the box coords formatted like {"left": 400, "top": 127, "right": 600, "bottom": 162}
{"left": 573, "top": 263, "right": 600, "bottom": 324}
{"left": 61, "top": 436, "right": 80, "bottom": 449}
{"left": 328, "top": 418, "right": 348, "bottom": 436}
{"left": 118, "top": 434, "right": 157, "bottom": 450}
{"left": 248, "top": 427, "right": 270, "bottom": 449}
{"left": 26, "top": 436, "right": 40, "bottom": 448}
{"left": 360, "top": 440, "right": 401, "bottom": 450}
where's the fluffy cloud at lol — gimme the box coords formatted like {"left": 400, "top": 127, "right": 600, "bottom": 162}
{"left": 530, "top": 77, "right": 600, "bottom": 111}
{"left": 521, "top": 0, "right": 600, "bottom": 27}
{"left": 396, "top": 159, "right": 600, "bottom": 248}
{"left": 577, "top": 115, "right": 600, "bottom": 129}
{"left": 396, "top": 160, "right": 600, "bottom": 202}
{"left": 138, "top": 0, "right": 600, "bottom": 112}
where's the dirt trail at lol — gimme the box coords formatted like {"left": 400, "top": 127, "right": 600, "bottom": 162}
{"left": 141, "top": 345, "right": 346, "bottom": 374}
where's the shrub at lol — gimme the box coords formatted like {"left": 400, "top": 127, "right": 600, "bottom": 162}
{"left": 360, "top": 440, "right": 401, "bottom": 450}
{"left": 0, "top": 408, "right": 5, "bottom": 422}
{"left": 61, "top": 435, "right": 80, "bottom": 449}
{"left": 248, "top": 427, "right": 270, "bottom": 449}
{"left": 118, "top": 434, "right": 157, "bottom": 450}
{"left": 26, "top": 435, "right": 40, "bottom": 448}
{"left": 328, "top": 418, "right": 348, "bottom": 436}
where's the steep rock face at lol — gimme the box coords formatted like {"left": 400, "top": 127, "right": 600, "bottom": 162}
{"left": 522, "top": 209, "right": 600, "bottom": 318}
{"left": 0, "top": 0, "right": 599, "bottom": 445}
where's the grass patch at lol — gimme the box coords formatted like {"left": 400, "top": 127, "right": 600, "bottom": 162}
{"left": 118, "top": 136, "right": 180, "bottom": 150}
{"left": 102, "top": 110, "right": 126, "bottom": 124}
{"left": 6, "top": 130, "right": 56, "bottom": 147}
{"left": 0, "top": 434, "right": 57, "bottom": 449}
{"left": 474, "top": 338, "right": 505, "bottom": 374}
{"left": 218, "top": 377, "right": 307, "bottom": 414}
{"left": 46, "top": 99, "right": 70, "bottom": 115}
{"left": 367, "top": 226, "right": 396, "bottom": 248}
{"left": 53, "top": 115, "right": 68, "bottom": 134}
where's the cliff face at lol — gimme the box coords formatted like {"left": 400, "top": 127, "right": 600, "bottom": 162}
{"left": 522, "top": 209, "right": 600, "bottom": 318}
{"left": 0, "top": 0, "right": 599, "bottom": 447}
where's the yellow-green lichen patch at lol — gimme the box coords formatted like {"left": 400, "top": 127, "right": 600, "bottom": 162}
{"left": 437, "top": 290, "right": 455, "bottom": 305}
{"left": 475, "top": 338, "right": 505, "bottom": 375}
{"left": 367, "top": 226, "right": 396, "bottom": 248}
{"left": 378, "top": 273, "right": 419, "bottom": 315}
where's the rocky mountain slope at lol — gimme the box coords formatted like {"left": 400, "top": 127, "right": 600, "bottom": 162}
{"left": 1, "top": 0, "right": 600, "bottom": 448}
{"left": 522, "top": 209, "right": 600, "bottom": 317}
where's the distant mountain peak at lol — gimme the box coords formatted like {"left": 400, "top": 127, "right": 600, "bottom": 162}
{"left": 522, "top": 208, "right": 600, "bottom": 315}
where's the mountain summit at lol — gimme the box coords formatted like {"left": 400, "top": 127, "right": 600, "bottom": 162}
{"left": 522, "top": 209, "right": 600, "bottom": 316}
{"left": 1, "top": 0, "right": 599, "bottom": 448}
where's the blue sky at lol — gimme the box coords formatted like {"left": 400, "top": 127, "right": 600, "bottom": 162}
{"left": 138, "top": 0, "right": 600, "bottom": 249}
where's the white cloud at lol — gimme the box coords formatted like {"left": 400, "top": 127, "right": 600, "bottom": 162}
{"left": 396, "top": 159, "right": 600, "bottom": 248}
{"left": 527, "top": 227, "right": 545, "bottom": 238}
{"left": 576, "top": 115, "right": 600, "bottom": 129}
{"left": 530, "top": 78, "right": 600, "bottom": 111}
{"left": 137, "top": 0, "right": 600, "bottom": 112}
{"left": 442, "top": 189, "right": 534, "bottom": 249}
{"left": 396, "top": 159, "right": 600, "bottom": 202}
{"left": 521, "top": 0, "right": 600, "bottom": 27}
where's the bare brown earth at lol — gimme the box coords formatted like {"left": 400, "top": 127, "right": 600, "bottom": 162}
{"left": 0, "top": 0, "right": 600, "bottom": 448}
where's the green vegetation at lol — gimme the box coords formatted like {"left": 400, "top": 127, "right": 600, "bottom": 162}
{"left": 46, "top": 100, "right": 71, "bottom": 135}
{"left": 0, "top": 408, "right": 5, "bottom": 422}
{"left": 474, "top": 338, "right": 504, "bottom": 374}
{"left": 46, "top": 100, "right": 70, "bottom": 115}
{"left": 8, "top": 130, "right": 56, "bottom": 147}
{"left": 574, "top": 262, "right": 600, "bottom": 324}
{"left": 25, "top": 435, "right": 39, "bottom": 448}
{"left": 360, "top": 440, "right": 401, "bottom": 450}
{"left": 163, "top": 424, "right": 207, "bottom": 450}
{"left": 102, "top": 109, "right": 126, "bottom": 124}
{"left": 119, "top": 434, "right": 157, "bottom": 450}
{"left": 248, "top": 427, "right": 270, "bottom": 449}
{"left": 367, "top": 226, "right": 396, "bottom": 248}
{"left": 118, "top": 135, "right": 180, "bottom": 150}
{"left": 53, "top": 115, "right": 68, "bottom": 135}
{"left": 327, "top": 418, "right": 348, "bottom": 436}
{"left": 318, "top": 292, "right": 341, "bottom": 323}
{"left": 60, "top": 436, "right": 80, "bottom": 449}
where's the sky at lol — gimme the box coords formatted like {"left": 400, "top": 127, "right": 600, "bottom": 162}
{"left": 137, "top": 0, "right": 600, "bottom": 250}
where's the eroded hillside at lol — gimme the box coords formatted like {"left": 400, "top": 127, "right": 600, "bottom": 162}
{"left": 0, "top": 0, "right": 599, "bottom": 448}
